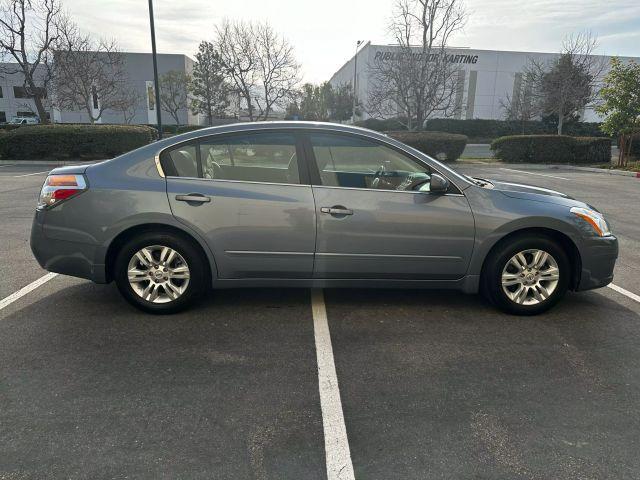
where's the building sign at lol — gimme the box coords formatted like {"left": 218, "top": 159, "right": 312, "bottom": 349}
{"left": 146, "top": 80, "right": 157, "bottom": 123}
{"left": 374, "top": 51, "right": 479, "bottom": 64}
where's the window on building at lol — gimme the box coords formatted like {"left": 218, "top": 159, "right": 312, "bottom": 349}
{"left": 0, "top": 86, "right": 3, "bottom": 99}
{"left": 0, "top": 112, "right": 6, "bottom": 123}
{"left": 92, "top": 85, "right": 99, "bottom": 110}
{"left": 13, "top": 86, "right": 47, "bottom": 99}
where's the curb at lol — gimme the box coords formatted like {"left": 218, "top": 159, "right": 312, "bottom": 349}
{"left": 458, "top": 161, "right": 639, "bottom": 178}
{"left": 0, "top": 160, "right": 101, "bottom": 166}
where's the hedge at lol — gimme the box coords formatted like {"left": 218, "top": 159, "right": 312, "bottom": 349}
{"left": 490, "top": 135, "right": 612, "bottom": 164}
{"left": 0, "top": 124, "right": 23, "bottom": 131}
{"left": 630, "top": 133, "right": 640, "bottom": 157}
{"left": 424, "top": 118, "right": 607, "bottom": 139}
{"left": 356, "top": 117, "right": 410, "bottom": 132}
{"left": 388, "top": 131, "right": 468, "bottom": 162}
{"left": 0, "top": 124, "right": 158, "bottom": 160}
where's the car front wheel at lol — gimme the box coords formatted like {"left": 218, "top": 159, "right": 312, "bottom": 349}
{"left": 484, "top": 235, "right": 570, "bottom": 315}
{"left": 114, "top": 232, "right": 207, "bottom": 314}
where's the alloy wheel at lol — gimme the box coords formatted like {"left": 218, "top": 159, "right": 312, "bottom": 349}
{"left": 501, "top": 249, "right": 560, "bottom": 306}
{"left": 127, "top": 245, "right": 191, "bottom": 304}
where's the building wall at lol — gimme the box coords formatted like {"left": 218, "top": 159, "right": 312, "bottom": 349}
{"left": 1, "top": 52, "right": 199, "bottom": 125}
{"left": 330, "top": 44, "right": 639, "bottom": 123}
{"left": 57, "top": 52, "right": 197, "bottom": 125}
{"left": 0, "top": 64, "right": 46, "bottom": 123}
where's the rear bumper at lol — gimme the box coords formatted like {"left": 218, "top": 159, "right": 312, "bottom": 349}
{"left": 576, "top": 235, "right": 618, "bottom": 291}
{"left": 30, "top": 211, "right": 107, "bottom": 283}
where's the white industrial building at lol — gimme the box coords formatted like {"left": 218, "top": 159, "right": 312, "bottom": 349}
{"left": 330, "top": 42, "right": 640, "bottom": 123}
{"left": 0, "top": 53, "right": 201, "bottom": 125}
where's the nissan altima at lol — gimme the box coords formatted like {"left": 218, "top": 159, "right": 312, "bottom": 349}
{"left": 31, "top": 122, "right": 618, "bottom": 315}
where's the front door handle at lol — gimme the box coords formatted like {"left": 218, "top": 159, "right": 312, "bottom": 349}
{"left": 175, "top": 194, "right": 211, "bottom": 203}
{"left": 321, "top": 206, "right": 353, "bottom": 216}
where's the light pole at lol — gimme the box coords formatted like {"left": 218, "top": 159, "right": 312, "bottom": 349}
{"left": 148, "top": 0, "right": 163, "bottom": 139}
{"left": 352, "top": 40, "right": 363, "bottom": 124}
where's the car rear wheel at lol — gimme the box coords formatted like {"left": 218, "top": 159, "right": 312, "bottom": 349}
{"left": 114, "top": 232, "right": 207, "bottom": 314}
{"left": 483, "top": 235, "right": 570, "bottom": 315}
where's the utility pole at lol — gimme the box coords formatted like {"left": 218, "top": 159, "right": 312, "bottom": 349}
{"left": 148, "top": 0, "right": 163, "bottom": 139}
{"left": 352, "top": 40, "right": 363, "bottom": 124}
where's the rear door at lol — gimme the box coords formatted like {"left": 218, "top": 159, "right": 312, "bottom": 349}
{"left": 305, "top": 132, "right": 475, "bottom": 280}
{"left": 163, "top": 130, "right": 316, "bottom": 279}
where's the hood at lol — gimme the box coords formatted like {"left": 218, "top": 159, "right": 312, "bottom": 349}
{"left": 492, "top": 180, "right": 571, "bottom": 199}
{"left": 488, "top": 180, "right": 592, "bottom": 209}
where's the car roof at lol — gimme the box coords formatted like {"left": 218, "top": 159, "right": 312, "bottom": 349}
{"left": 188, "top": 121, "right": 382, "bottom": 136}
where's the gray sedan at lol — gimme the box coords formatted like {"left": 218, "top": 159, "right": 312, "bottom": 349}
{"left": 31, "top": 122, "right": 618, "bottom": 315}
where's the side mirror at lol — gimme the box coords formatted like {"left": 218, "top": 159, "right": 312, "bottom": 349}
{"left": 429, "top": 173, "right": 450, "bottom": 194}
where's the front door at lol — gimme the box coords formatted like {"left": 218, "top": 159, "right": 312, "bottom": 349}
{"left": 164, "top": 131, "right": 316, "bottom": 279}
{"left": 305, "top": 132, "right": 475, "bottom": 280}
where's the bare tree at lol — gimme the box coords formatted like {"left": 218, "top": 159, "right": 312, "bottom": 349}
{"left": 525, "top": 32, "right": 606, "bottom": 135}
{"left": 112, "top": 86, "right": 141, "bottom": 124}
{"left": 52, "top": 23, "right": 130, "bottom": 123}
{"left": 214, "top": 19, "right": 300, "bottom": 121}
{"left": 253, "top": 22, "right": 300, "bottom": 121}
{"left": 159, "top": 70, "right": 189, "bottom": 125}
{"left": 0, "top": 0, "right": 64, "bottom": 123}
{"left": 367, "top": 0, "right": 466, "bottom": 130}
{"left": 500, "top": 72, "right": 539, "bottom": 132}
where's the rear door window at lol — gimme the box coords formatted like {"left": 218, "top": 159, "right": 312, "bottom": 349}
{"left": 199, "top": 132, "right": 300, "bottom": 184}
{"left": 162, "top": 132, "right": 302, "bottom": 185}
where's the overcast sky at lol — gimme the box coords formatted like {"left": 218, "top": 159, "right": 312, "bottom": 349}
{"left": 64, "top": 0, "right": 640, "bottom": 83}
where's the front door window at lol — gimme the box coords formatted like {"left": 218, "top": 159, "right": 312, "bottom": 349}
{"left": 309, "top": 133, "right": 432, "bottom": 191}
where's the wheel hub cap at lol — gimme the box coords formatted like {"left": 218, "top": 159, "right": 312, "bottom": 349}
{"left": 501, "top": 249, "right": 560, "bottom": 306}
{"left": 127, "top": 245, "right": 190, "bottom": 304}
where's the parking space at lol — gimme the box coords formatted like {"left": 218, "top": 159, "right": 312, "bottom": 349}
{"left": 1, "top": 162, "right": 640, "bottom": 478}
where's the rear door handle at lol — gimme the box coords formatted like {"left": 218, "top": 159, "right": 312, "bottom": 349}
{"left": 321, "top": 207, "right": 353, "bottom": 216}
{"left": 175, "top": 194, "right": 211, "bottom": 203}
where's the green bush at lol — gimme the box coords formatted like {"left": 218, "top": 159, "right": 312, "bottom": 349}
{"left": 0, "top": 124, "right": 22, "bottom": 131}
{"left": 0, "top": 124, "right": 158, "bottom": 160}
{"left": 388, "top": 131, "right": 468, "bottom": 162}
{"left": 573, "top": 137, "right": 612, "bottom": 164}
{"left": 424, "top": 118, "right": 607, "bottom": 140}
{"left": 356, "top": 117, "right": 409, "bottom": 132}
{"left": 630, "top": 133, "right": 640, "bottom": 157}
{"left": 491, "top": 135, "right": 611, "bottom": 164}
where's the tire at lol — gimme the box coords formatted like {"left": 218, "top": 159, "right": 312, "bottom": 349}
{"left": 114, "top": 231, "right": 208, "bottom": 314}
{"left": 482, "top": 234, "right": 570, "bottom": 316}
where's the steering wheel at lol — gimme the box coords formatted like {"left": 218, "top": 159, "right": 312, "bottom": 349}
{"left": 370, "top": 164, "right": 386, "bottom": 189}
{"left": 204, "top": 159, "right": 223, "bottom": 179}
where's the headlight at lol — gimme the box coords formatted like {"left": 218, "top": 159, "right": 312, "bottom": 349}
{"left": 571, "top": 207, "right": 611, "bottom": 237}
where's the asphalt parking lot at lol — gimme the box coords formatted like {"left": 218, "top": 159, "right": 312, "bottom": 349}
{"left": 1, "top": 162, "right": 639, "bottom": 479}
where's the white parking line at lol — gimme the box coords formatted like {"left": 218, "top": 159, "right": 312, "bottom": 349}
{"left": 0, "top": 273, "right": 58, "bottom": 311}
{"left": 500, "top": 168, "right": 570, "bottom": 180}
{"left": 13, "top": 171, "right": 50, "bottom": 178}
{"left": 0, "top": 164, "right": 14, "bottom": 168}
{"left": 608, "top": 283, "right": 640, "bottom": 304}
{"left": 311, "top": 289, "right": 355, "bottom": 480}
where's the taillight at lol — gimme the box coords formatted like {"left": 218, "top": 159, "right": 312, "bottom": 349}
{"left": 37, "top": 174, "right": 87, "bottom": 210}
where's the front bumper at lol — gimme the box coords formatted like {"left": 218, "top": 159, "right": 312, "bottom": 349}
{"left": 30, "top": 211, "right": 107, "bottom": 283}
{"left": 576, "top": 234, "right": 618, "bottom": 291}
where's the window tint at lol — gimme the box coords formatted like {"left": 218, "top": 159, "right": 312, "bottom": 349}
{"left": 164, "top": 144, "right": 199, "bottom": 178}
{"left": 309, "top": 133, "right": 431, "bottom": 191}
{"left": 199, "top": 132, "right": 300, "bottom": 184}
